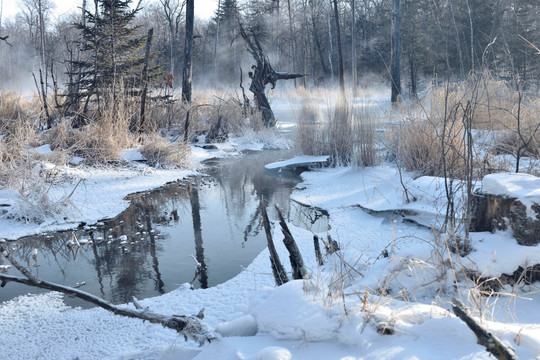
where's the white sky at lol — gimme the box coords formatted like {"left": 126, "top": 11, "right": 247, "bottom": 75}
{"left": 1, "top": 0, "right": 218, "bottom": 22}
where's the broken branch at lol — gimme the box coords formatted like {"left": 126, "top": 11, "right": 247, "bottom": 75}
{"left": 0, "top": 243, "right": 217, "bottom": 345}
{"left": 451, "top": 298, "right": 518, "bottom": 360}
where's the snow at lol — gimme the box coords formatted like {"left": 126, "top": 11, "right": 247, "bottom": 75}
{"left": 29, "top": 144, "right": 52, "bottom": 154}
{"left": 120, "top": 148, "right": 147, "bottom": 161}
{"left": 2, "top": 140, "right": 540, "bottom": 359}
{"left": 264, "top": 155, "right": 329, "bottom": 170}
{"left": 483, "top": 172, "right": 540, "bottom": 209}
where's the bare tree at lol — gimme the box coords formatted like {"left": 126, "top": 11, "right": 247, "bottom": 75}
{"left": 159, "top": 0, "right": 184, "bottom": 78}
{"left": 351, "top": 0, "right": 357, "bottom": 94}
{"left": 332, "top": 0, "right": 345, "bottom": 93}
{"left": 182, "top": 0, "right": 194, "bottom": 103}
{"left": 391, "top": 0, "right": 401, "bottom": 103}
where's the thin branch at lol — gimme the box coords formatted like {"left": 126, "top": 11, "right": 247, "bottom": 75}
{"left": 0, "top": 35, "right": 12, "bottom": 46}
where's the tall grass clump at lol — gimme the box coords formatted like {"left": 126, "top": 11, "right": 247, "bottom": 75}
{"left": 297, "top": 93, "right": 379, "bottom": 166}
{"left": 393, "top": 77, "right": 480, "bottom": 179}
{"left": 48, "top": 90, "right": 138, "bottom": 164}
{"left": 140, "top": 134, "right": 190, "bottom": 168}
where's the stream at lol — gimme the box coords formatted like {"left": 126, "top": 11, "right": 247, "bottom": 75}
{"left": 0, "top": 145, "right": 327, "bottom": 308}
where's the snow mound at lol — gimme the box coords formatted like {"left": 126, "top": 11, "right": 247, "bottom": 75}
{"left": 253, "top": 346, "right": 292, "bottom": 360}
{"left": 215, "top": 315, "right": 258, "bottom": 337}
{"left": 249, "top": 281, "right": 341, "bottom": 341}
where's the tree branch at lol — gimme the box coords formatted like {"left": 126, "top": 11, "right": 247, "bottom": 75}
{"left": 0, "top": 35, "right": 12, "bottom": 47}
{"left": 451, "top": 298, "right": 518, "bottom": 360}
{"left": 0, "top": 244, "right": 217, "bottom": 345}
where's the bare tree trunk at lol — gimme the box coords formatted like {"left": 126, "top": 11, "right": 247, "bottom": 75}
{"left": 448, "top": 0, "right": 465, "bottom": 78}
{"left": 390, "top": 0, "right": 401, "bottom": 103}
{"left": 466, "top": 0, "right": 474, "bottom": 73}
{"left": 351, "top": 0, "right": 357, "bottom": 95}
{"left": 137, "top": 28, "right": 153, "bottom": 133}
{"left": 34, "top": 69, "right": 51, "bottom": 128}
{"left": 275, "top": 205, "right": 307, "bottom": 280}
{"left": 332, "top": 0, "right": 345, "bottom": 94}
{"left": 182, "top": 0, "right": 194, "bottom": 103}
{"left": 287, "top": 0, "right": 297, "bottom": 87}
{"left": 213, "top": 0, "right": 221, "bottom": 80}
{"left": 37, "top": 0, "right": 47, "bottom": 92}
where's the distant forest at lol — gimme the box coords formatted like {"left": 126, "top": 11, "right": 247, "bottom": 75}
{"left": 1, "top": 0, "right": 539, "bottom": 96}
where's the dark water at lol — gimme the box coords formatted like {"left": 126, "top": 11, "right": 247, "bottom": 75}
{"left": 0, "top": 148, "right": 324, "bottom": 308}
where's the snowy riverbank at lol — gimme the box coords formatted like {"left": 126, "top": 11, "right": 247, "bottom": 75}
{"left": 2, "top": 157, "right": 540, "bottom": 359}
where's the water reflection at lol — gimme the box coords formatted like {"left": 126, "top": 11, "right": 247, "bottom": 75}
{"left": 189, "top": 184, "right": 208, "bottom": 289}
{"left": 0, "top": 148, "right": 307, "bottom": 308}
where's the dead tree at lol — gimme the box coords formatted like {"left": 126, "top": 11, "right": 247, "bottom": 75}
{"left": 0, "top": 243, "right": 217, "bottom": 345}
{"left": 239, "top": 23, "right": 303, "bottom": 127}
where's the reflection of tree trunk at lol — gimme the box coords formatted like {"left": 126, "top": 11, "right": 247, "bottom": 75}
{"left": 89, "top": 232, "right": 106, "bottom": 298}
{"left": 145, "top": 209, "right": 165, "bottom": 294}
{"left": 189, "top": 184, "right": 208, "bottom": 289}
{"left": 243, "top": 204, "right": 262, "bottom": 246}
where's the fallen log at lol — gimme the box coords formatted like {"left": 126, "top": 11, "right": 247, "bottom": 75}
{"left": 451, "top": 298, "right": 518, "bottom": 360}
{"left": 0, "top": 244, "right": 217, "bottom": 345}
{"left": 275, "top": 205, "right": 308, "bottom": 280}
{"left": 260, "top": 202, "right": 289, "bottom": 286}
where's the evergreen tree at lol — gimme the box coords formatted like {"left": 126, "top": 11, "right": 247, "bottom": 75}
{"left": 208, "top": 0, "right": 242, "bottom": 83}
{"left": 69, "top": 0, "right": 148, "bottom": 113}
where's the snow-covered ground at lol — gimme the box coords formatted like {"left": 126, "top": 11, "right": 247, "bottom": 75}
{"left": 2, "top": 134, "right": 540, "bottom": 358}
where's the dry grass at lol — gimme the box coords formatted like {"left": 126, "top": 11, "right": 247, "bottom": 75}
{"left": 393, "top": 73, "right": 540, "bottom": 178}
{"left": 391, "top": 117, "right": 467, "bottom": 178}
{"left": 297, "top": 94, "right": 379, "bottom": 166}
{"left": 0, "top": 91, "right": 28, "bottom": 121}
{"left": 140, "top": 134, "right": 190, "bottom": 168}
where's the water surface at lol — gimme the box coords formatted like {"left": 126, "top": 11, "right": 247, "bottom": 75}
{"left": 0, "top": 148, "right": 310, "bottom": 308}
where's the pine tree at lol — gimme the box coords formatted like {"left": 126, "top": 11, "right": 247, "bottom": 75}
{"left": 69, "top": 0, "right": 148, "bottom": 113}
{"left": 209, "top": 0, "right": 242, "bottom": 83}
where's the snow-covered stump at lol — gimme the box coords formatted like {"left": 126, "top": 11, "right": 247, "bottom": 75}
{"left": 472, "top": 173, "right": 540, "bottom": 246}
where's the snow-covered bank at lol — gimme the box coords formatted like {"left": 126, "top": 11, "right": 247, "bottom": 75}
{"left": 2, "top": 160, "right": 540, "bottom": 359}
{"left": 0, "top": 165, "right": 195, "bottom": 240}
{"left": 0, "top": 130, "right": 285, "bottom": 241}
